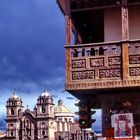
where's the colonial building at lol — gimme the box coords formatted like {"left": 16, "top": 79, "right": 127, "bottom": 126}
{"left": 5, "top": 91, "right": 93, "bottom": 140}
{"left": 5, "top": 91, "right": 55, "bottom": 140}
{"left": 57, "top": 0, "right": 140, "bottom": 138}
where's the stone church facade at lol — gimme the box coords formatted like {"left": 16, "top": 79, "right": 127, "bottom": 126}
{"left": 5, "top": 90, "right": 78, "bottom": 140}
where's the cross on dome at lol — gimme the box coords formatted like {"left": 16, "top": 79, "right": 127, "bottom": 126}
{"left": 10, "top": 89, "right": 20, "bottom": 100}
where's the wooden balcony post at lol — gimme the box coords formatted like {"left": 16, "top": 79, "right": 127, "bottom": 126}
{"left": 122, "top": 43, "right": 129, "bottom": 80}
{"left": 65, "top": 15, "right": 72, "bottom": 45}
{"left": 65, "top": 47, "right": 71, "bottom": 84}
{"left": 121, "top": 0, "right": 129, "bottom": 80}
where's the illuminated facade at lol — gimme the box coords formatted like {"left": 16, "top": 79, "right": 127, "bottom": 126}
{"left": 5, "top": 91, "right": 55, "bottom": 140}
{"left": 5, "top": 91, "right": 93, "bottom": 140}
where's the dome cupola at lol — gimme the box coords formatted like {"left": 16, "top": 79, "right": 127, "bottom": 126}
{"left": 41, "top": 90, "right": 50, "bottom": 97}
{"left": 7, "top": 91, "right": 22, "bottom": 106}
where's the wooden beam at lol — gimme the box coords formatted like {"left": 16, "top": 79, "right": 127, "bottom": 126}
{"left": 65, "top": 48, "right": 71, "bottom": 84}
{"left": 121, "top": 0, "right": 129, "bottom": 80}
{"left": 121, "top": 0, "right": 129, "bottom": 40}
{"left": 65, "top": 15, "right": 72, "bottom": 45}
{"left": 122, "top": 42, "right": 129, "bottom": 80}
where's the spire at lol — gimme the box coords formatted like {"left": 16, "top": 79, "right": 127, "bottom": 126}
{"left": 26, "top": 105, "right": 29, "bottom": 109}
{"left": 9, "top": 89, "right": 21, "bottom": 100}
{"left": 13, "top": 88, "right": 16, "bottom": 95}
{"left": 58, "top": 99, "right": 63, "bottom": 106}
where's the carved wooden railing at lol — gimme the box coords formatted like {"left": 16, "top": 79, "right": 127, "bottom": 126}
{"left": 129, "top": 41, "right": 140, "bottom": 77}
{"left": 65, "top": 40, "right": 140, "bottom": 90}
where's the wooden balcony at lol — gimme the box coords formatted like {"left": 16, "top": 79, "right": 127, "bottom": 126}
{"left": 65, "top": 40, "right": 140, "bottom": 93}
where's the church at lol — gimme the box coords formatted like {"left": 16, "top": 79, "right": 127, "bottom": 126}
{"left": 4, "top": 90, "right": 93, "bottom": 140}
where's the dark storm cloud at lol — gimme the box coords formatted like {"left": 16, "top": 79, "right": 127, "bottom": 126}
{"left": 0, "top": 0, "right": 66, "bottom": 91}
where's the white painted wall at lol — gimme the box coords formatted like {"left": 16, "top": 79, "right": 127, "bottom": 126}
{"left": 104, "top": 7, "right": 121, "bottom": 42}
{"left": 129, "top": 5, "right": 140, "bottom": 40}
{"left": 104, "top": 5, "right": 140, "bottom": 42}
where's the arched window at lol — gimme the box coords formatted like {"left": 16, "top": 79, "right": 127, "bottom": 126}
{"left": 42, "top": 122, "right": 45, "bottom": 126}
{"left": 69, "top": 118, "right": 72, "bottom": 122}
{"left": 43, "top": 99, "right": 46, "bottom": 104}
{"left": 11, "top": 108, "right": 14, "bottom": 115}
{"left": 26, "top": 127, "right": 30, "bottom": 135}
{"left": 99, "top": 47, "right": 104, "bottom": 55}
{"left": 50, "top": 106, "right": 53, "bottom": 113}
{"left": 42, "top": 130, "right": 45, "bottom": 135}
{"left": 62, "top": 122, "right": 65, "bottom": 131}
{"left": 42, "top": 106, "right": 46, "bottom": 113}
{"left": 58, "top": 118, "right": 62, "bottom": 122}
{"left": 26, "top": 119, "right": 30, "bottom": 127}
{"left": 18, "top": 109, "right": 21, "bottom": 116}
{"left": 11, "top": 131, "right": 13, "bottom": 136}
{"left": 64, "top": 118, "right": 67, "bottom": 122}
{"left": 10, "top": 123, "right": 14, "bottom": 127}
{"left": 12, "top": 101, "right": 14, "bottom": 106}
{"left": 58, "top": 136, "right": 61, "bottom": 140}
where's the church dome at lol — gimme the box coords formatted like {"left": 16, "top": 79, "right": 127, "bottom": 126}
{"left": 8, "top": 91, "right": 21, "bottom": 101}
{"left": 54, "top": 99, "right": 73, "bottom": 114}
{"left": 41, "top": 90, "right": 50, "bottom": 97}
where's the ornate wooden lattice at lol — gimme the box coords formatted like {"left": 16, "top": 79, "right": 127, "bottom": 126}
{"left": 129, "top": 42, "right": 140, "bottom": 77}
{"left": 70, "top": 43, "right": 122, "bottom": 81}
{"left": 65, "top": 40, "right": 140, "bottom": 90}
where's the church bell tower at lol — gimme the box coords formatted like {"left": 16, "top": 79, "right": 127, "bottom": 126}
{"left": 6, "top": 91, "right": 23, "bottom": 139}
{"left": 36, "top": 90, "right": 55, "bottom": 140}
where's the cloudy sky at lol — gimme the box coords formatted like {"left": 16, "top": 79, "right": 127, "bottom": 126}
{"left": 0, "top": 0, "right": 101, "bottom": 131}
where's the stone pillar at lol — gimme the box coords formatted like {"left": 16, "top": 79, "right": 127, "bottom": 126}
{"left": 64, "top": 122, "right": 67, "bottom": 131}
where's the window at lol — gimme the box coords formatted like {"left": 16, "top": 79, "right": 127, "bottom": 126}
{"left": 26, "top": 119, "right": 29, "bottom": 127}
{"left": 10, "top": 123, "right": 14, "bottom": 127}
{"left": 50, "top": 106, "right": 53, "bottom": 113}
{"left": 42, "top": 122, "right": 45, "bottom": 126}
{"left": 11, "top": 108, "right": 14, "bottom": 115}
{"left": 18, "top": 109, "right": 21, "bottom": 116}
{"left": 69, "top": 118, "right": 72, "bottom": 122}
{"left": 26, "top": 127, "right": 30, "bottom": 135}
{"left": 64, "top": 118, "right": 67, "bottom": 122}
{"left": 58, "top": 118, "right": 62, "bottom": 122}
{"left": 11, "top": 131, "right": 14, "bottom": 136}
{"left": 42, "top": 106, "right": 46, "bottom": 113}
{"left": 42, "top": 130, "right": 45, "bottom": 135}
